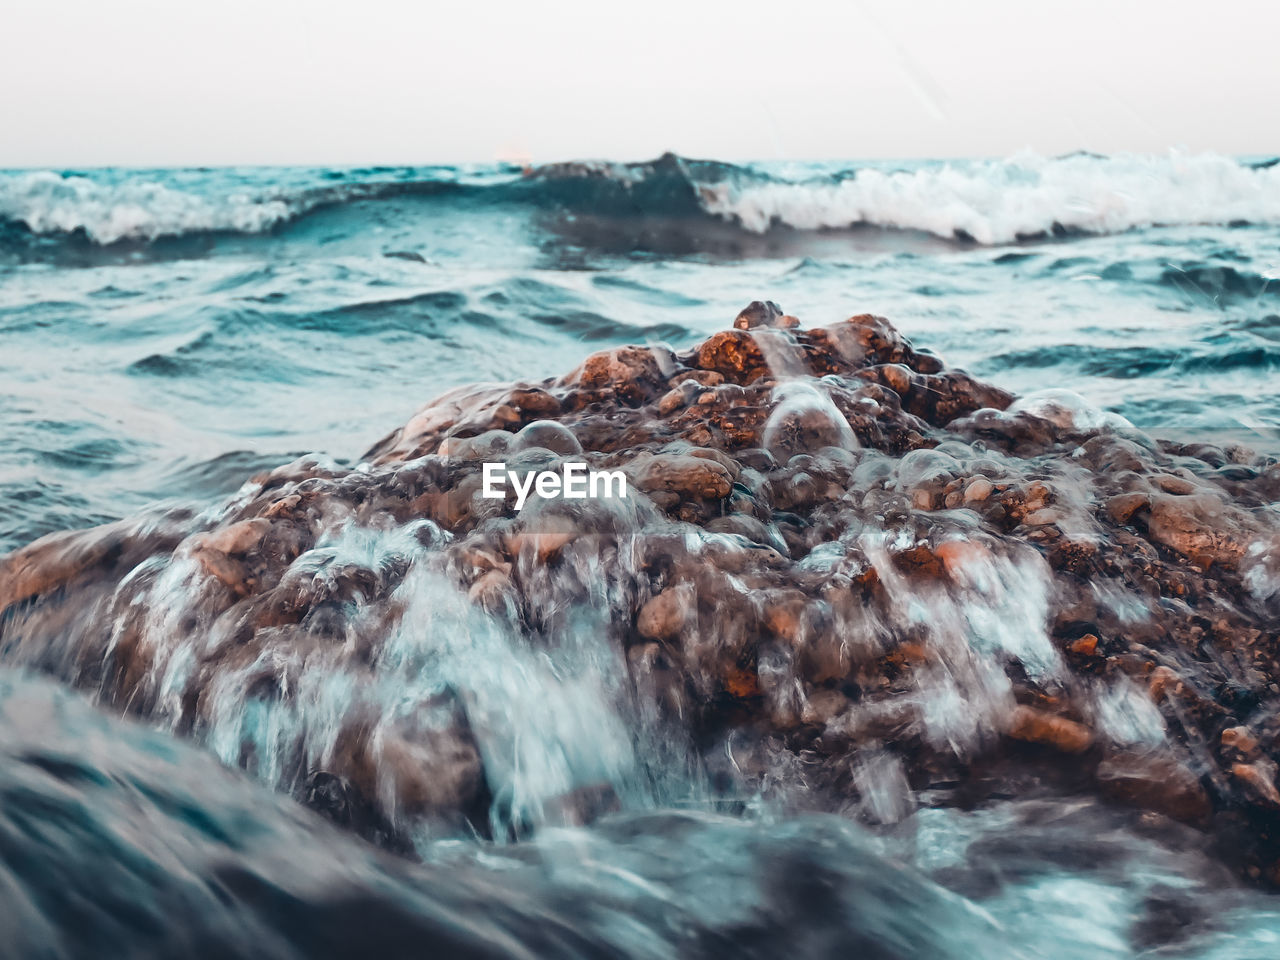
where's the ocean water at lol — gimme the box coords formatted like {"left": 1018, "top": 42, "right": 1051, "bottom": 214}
{"left": 2, "top": 151, "right": 1280, "bottom": 957}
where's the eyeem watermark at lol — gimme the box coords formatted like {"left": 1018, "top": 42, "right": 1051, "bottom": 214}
{"left": 481, "top": 462, "right": 627, "bottom": 511}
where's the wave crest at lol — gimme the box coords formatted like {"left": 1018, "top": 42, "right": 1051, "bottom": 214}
{"left": 6, "top": 152, "right": 1280, "bottom": 251}
{"left": 698, "top": 151, "right": 1280, "bottom": 244}
{"left": 0, "top": 171, "right": 295, "bottom": 244}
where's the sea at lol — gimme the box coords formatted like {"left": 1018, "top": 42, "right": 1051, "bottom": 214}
{"left": 1, "top": 151, "right": 1279, "bottom": 958}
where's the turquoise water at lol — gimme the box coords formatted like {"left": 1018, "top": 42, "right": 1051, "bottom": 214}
{"left": 2, "top": 152, "right": 1280, "bottom": 957}
{"left": 3, "top": 153, "right": 1278, "bottom": 555}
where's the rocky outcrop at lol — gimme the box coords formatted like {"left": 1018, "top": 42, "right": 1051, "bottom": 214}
{"left": 2, "top": 307, "right": 1279, "bottom": 881}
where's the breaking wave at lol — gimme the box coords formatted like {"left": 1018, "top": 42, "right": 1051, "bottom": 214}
{"left": 700, "top": 151, "right": 1280, "bottom": 244}
{"left": 3, "top": 151, "right": 1280, "bottom": 251}
{"left": 0, "top": 169, "right": 501, "bottom": 246}
{"left": 0, "top": 171, "right": 296, "bottom": 244}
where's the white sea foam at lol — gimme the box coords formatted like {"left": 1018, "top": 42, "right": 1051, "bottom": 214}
{"left": 9, "top": 152, "right": 1279, "bottom": 248}
{"left": 0, "top": 171, "right": 292, "bottom": 243}
{"left": 1093, "top": 680, "right": 1167, "bottom": 748}
{"left": 860, "top": 532, "right": 1058, "bottom": 757}
{"left": 1005, "top": 389, "right": 1134, "bottom": 433}
{"left": 700, "top": 151, "right": 1280, "bottom": 244}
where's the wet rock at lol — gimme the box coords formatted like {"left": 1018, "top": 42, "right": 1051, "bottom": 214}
{"left": 192, "top": 546, "right": 252, "bottom": 596}
{"left": 963, "top": 477, "right": 994, "bottom": 504}
{"left": 705, "top": 514, "right": 771, "bottom": 545}
{"left": 5, "top": 307, "right": 1280, "bottom": 882}
{"left": 733, "top": 300, "right": 784, "bottom": 330}
{"left": 760, "top": 589, "right": 808, "bottom": 644}
{"left": 801, "top": 688, "right": 851, "bottom": 726}
{"left": 511, "top": 420, "right": 583, "bottom": 456}
{"left": 194, "top": 518, "right": 272, "bottom": 556}
{"left": 507, "top": 387, "right": 561, "bottom": 417}
{"left": 468, "top": 569, "right": 514, "bottom": 613}
{"left": 1023, "top": 507, "right": 1062, "bottom": 527}
{"left": 1006, "top": 706, "right": 1094, "bottom": 754}
{"left": 631, "top": 453, "right": 734, "bottom": 502}
{"left": 563, "top": 344, "right": 673, "bottom": 406}
{"left": 657, "top": 385, "right": 694, "bottom": 416}
{"left": 1105, "top": 492, "right": 1150, "bottom": 524}
{"left": 1222, "top": 726, "right": 1261, "bottom": 758}
{"left": 1232, "top": 761, "right": 1280, "bottom": 806}
{"left": 1096, "top": 751, "right": 1211, "bottom": 824}
{"left": 636, "top": 586, "right": 692, "bottom": 641}
{"left": 1068, "top": 634, "right": 1100, "bottom": 657}
{"left": 542, "top": 782, "right": 622, "bottom": 827}
{"left": 0, "top": 517, "right": 187, "bottom": 612}
{"left": 505, "top": 528, "right": 576, "bottom": 563}
{"left": 1146, "top": 493, "right": 1247, "bottom": 569}
{"left": 1148, "top": 665, "right": 1183, "bottom": 702}
{"left": 693, "top": 330, "right": 772, "bottom": 386}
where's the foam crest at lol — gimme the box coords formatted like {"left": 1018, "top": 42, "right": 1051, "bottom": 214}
{"left": 699, "top": 151, "right": 1280, "bottom": 244}
{"left": 0, "top": 171, "right": 292, "bottom": 243}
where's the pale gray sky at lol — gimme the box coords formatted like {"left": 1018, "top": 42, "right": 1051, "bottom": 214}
{"left": 3, "top": 0, "right": 1277, "bottom": 167}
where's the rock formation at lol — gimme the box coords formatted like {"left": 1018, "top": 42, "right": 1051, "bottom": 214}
{"left": 3, "top": 304, "right": 1279, "bottom": 880}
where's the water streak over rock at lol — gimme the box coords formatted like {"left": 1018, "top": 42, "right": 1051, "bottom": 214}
{"left": 3, "top": 308, "right": 1280, "bottom": 885}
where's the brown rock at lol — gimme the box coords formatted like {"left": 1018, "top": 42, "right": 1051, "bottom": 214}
{"left": 1222, "top": 726, "right": 1261, "bottom": 757}
{"left": 670, "top": 370, "right": 725, "bottom": 388}
{"left": 263, "top": 494, "right": 302, "bottom": 519}
{"left": 468, "top": 570, "right": 513, "bottom": 612}
{"left": 8, "top": 306, "right": 1280, "bottom": 882}
{"left": 963, "top": 477, "right": 994, "bottom": 503}
{"left": 1153, "top": 474, "right": 1197, "bottom": 495}
{"left": 881, "top": 363, "right": 914, "bottom": 397}
{"left": 1069, "top": 634, "right": 1100, "bottom": 656}
{"left": 1006, "top": 706, "right": 1094, "bottom": 753}
{"left": 761, "top": 589, "right": 808, "bottom": 643}
{"left": 1146, "top": 493, "right": 1247, "bottom": 569}
{"left": 0, "top": 517, "right": 187, "bottom": 611}
{"left": 1148, "top": 665, "right": 1182, "bottom": 701}
{"left": 1096, "top": 751, "right": 1210, "bottom": 823}
{"left": 733, "top": 300, "right": 784, "bottom": 330}
{"left": 694, "top": 330, "right": 771, "bottom": 384}
{"left": 193, "top": 546, "right": 251, "bottom": 595}
{"left": 934, "top": 539, "right": 994, "bottom": 582}
{"left": 801, "top": 688, "right": 850, "bottom": 725}
{"left": 505, "top": 530, "right": 575, "bottom": 563}
{"left": 507, "top": 387, "right": 561, "bottom": 417}
{"left": 564, "top": 345, "right": 672, "bottom": 405}
{"left": 1023, "top": 507, "right": 1062, "bottom": 527}
{"left": 723, "top": 666, "right": 761, "bottom": 700}
{"left": 633, "top": 454, "right": 733, "bottom": 501}
{"left": 196, "top": 519, "right": 271, "bottom": 557}
{"left": 1105, "top": 492, "right": 1150, "bottom": 524}
{"left": 1233, "top": 761, "right": 1280, "bottom": 806}
{"left": 657, "top": 387, "right": 690, "bottom": 416}
{"left": 636, "top": 587, "right": 692, "bottom": 641}
{"left": 911, "top": 488, "right": 939, "bottom": 511}
{"left": 372, "top": 728, "right": 485, "bottom": 819}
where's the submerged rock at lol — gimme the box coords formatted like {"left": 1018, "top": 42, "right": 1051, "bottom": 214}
{"left": 2, "top": 306, "right": 1280, "bottom": 883}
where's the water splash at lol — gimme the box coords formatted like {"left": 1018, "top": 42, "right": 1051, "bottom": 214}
{"left": 862, "top": 532, "right": 1058, "bottom": 756}
{"left": 761, "top": 380, "right": 858, "bottom": 461}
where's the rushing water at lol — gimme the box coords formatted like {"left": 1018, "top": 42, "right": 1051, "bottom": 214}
{"left": 2, "top": 152, "right": 1280, "bottom": 957}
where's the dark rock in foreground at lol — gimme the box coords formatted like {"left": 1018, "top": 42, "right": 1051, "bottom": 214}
{"left": 3, "top": 309, "right": 1279, "bottom": 881}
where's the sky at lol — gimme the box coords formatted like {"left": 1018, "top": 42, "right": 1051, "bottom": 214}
{"left": 3, "top": 0, "right": 1277, "bottom": 167}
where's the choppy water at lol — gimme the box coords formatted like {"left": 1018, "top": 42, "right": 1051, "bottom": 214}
{"left": 2, "top": 152, "right": 1280, "bottom": 957}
